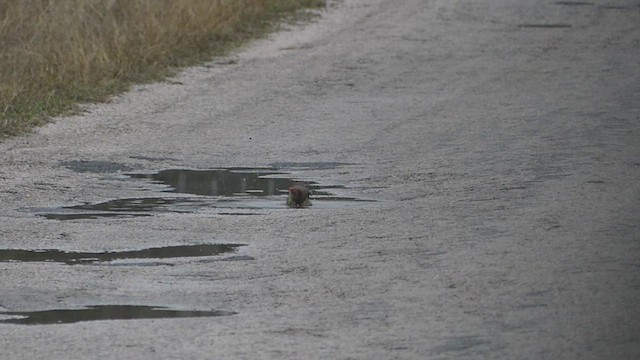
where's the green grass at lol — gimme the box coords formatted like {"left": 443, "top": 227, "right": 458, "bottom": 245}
{"left": 0, "top": 0, "right": 324, "bottom": 137}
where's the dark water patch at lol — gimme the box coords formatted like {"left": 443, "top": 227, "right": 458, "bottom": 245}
{"left": 518, "top": 24, "right": 572, "bottom": 28}
{"left": 41, "top": 212, "right": 154, "bottom": 220}
{"left": 0, "top": 305, "right": 235, "bottom": 325}
{"left": 124, "top": 168, "right": 375, "bottom": 210}
{"left": 34, "top": 168, "right": 375, "bottom": 219}
{"left": 36, "top": 195, "right": 374, "bottom": 218}
{"left": 128, "top": 168, "right": 298, "bottom": 196}
{"left": 221, "top": 255, "right": 256, "bottom": 261}
{"left": 0, "top": 244, "right": 242, "bottom": 265}
{"left": 104, "top": 261, "right": 175, "bottom": 267}
{"left": 61, "top": 160, "right": 134, "bottom": 173}
{"left": 126, "top": 169, "right": 356, "bottom": 200}
{"left": 216, "top": 212, "right": 264, "bottom": 216}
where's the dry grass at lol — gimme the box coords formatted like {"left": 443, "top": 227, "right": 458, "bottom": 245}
{"left": 0, "top": 0, "right": 324, "bottom": 136}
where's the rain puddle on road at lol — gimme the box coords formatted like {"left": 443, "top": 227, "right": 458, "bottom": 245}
{"left": 129, "top": 168, "right": 291, "bottom": 197}
{"left": 36, "top": 168, "right": 374, "bottom": 219}
{"left": 0, "top": 305, "right": 235, "bottom": 325}
{"left": 0, "top": 244, "right": 242, "bottom": 265}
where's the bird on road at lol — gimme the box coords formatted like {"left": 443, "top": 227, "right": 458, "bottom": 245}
{"left": 287, "top": 184, "right": 311, "bottom": 207}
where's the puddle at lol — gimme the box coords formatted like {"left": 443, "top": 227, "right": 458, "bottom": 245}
{"left": 35, "top": 168, "right": 375, "bottom": 219}
{"left": 0, "top": 244, "right": 242, "bottom": 265}
{"left": 128, "top": 168, "right": 293, "bottom": 197}
{"left": 0, "top": 305, "right": 235, "bottom": 325}
{"left": 41, "top": 212, "right": 154, "bottom": 221}
{"left": 127, "top": 168, "right": 374, "bottom": 206}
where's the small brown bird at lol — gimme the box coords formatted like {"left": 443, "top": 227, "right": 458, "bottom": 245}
{"left": 287, "top": 184, "right": 311, "bottom": 207}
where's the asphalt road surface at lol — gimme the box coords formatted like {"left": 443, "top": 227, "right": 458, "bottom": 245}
{"left": 1, "top": 0, "right": 639, "bottom": 358}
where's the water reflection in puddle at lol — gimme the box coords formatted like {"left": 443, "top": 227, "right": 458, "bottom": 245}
{"left": 0, "top": 305, "right": 235, "bottom": 325}
{"left": 36, "top": 168, "right": 375, "bottom": 219}
{"left": 40, "top": 212, "right": 153, "bottom": 220}
{"left": 128, "top": 168, "right": 291, "bottom": 197}
{"left": 0, "top": 244, "right": 242, "bottom": 265}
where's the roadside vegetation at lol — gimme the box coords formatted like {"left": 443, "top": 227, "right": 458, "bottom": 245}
{"left": 0, "top": 0, "right": 324, "bottom": 136}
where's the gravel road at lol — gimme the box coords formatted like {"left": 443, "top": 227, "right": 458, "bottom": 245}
{"left": 1, "top": 0, "right": 639, "bottom": 358}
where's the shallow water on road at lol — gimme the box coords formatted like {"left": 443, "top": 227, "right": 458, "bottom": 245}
{"left": 0, "top": 305, "right": 235, "bottom": 325}
{"left": 0, "top": 244, "right": 242, "bottom": 265}
{"left": 128, "top": 168, "right": 293, "bottom": 197}
{"left": 34, "top": 168, "right": 375, "bottom": 219}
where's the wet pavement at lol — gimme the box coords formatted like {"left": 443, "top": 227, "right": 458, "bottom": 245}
{"left": 0, "top": 0, "right": 639, "bottom": 358}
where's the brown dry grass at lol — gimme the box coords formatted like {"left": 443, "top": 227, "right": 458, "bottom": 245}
{"left": 0, "top": 0, "right": 323, "bottom": 136}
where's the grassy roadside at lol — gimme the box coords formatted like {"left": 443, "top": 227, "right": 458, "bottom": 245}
{"left": 0, "top": 0, "right": 324, "bottom": 137}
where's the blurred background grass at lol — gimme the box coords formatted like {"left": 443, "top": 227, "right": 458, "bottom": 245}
{"left": 0, "top": 0, "right": 324, "bottom": 136}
